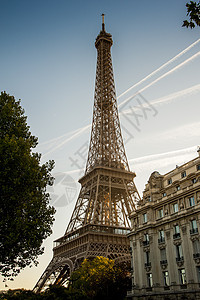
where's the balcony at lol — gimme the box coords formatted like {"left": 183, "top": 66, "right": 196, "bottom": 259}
{"left": 158, "top": 237, "right": 165, "bottom": 244}
{"left": 180, "top": 284, "right": 187, "bottom": 289}
{"left": 160, "top": 260, "right": 168, "bottom": 265}
{"left": 190, "top": 228, "right": 198, "bottom": 235}
{"left": 176, "top": 256, "right": 184, "bottom": 262}
{"left": 193, "top": 253, "right": 200, "bottom": 258}
{"left": 173, "top": 233, "right": 181, "bottom": 239}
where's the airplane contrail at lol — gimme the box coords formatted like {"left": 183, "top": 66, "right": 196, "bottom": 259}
{"left": 129, "top": 145, "right": 197, "bottom": 164}
{"left": 42, "top": 49, "right": 200, "bottom": 157}
{"left": 40, "top": 42, "right": 200, "bottom": 156}
{"left": 42, "top": 76, "right": 200, "bottom": 157}
{"left": 42, "top": 124, "right": 91, "bottom": 158}
{"left": 39, "top": 127, "right": 84, "bottom": 146}
{"left": 117, "top": 38, "right": 200, "bottom": 100}
{"left": 120, "top": 83, "right": 200, "bottom": 115}
{"left": 119, "top": 51, "right": 200, "bottom": 108}
{"left": 150, "top": 83, "right": 200, "bottom": 107}
{"left": 61, "top": 145, "right": 198, "bottom": 175}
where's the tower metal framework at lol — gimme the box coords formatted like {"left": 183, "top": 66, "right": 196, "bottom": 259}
{"left": 34, "top": 16, "right": 140, "bottom": 293}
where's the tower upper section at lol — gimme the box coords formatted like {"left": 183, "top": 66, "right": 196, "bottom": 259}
{"left": 85, "top": 17, "right": 130, "bottom": 174}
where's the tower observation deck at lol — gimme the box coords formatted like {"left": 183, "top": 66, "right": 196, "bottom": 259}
{"left": 34, "top": 15, "right": 141, "bottom": 293}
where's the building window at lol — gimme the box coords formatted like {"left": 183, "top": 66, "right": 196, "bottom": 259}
{"left": 176, "top": 185, "right": 181, "bottom": 191}
{"left": 163, "top": 271, "right": 169, "bottom": 286}
{"left": 174, "top": 225, "right": 180, "bottom": 234}
{"left": 162, "top": 192, "right": 167, "bottom": 197}
{"left": 190, "top": 219, "right": 198, "bottom": 234}
{"left": 188, "top": 196, "right": 195, "bottom": 207}
{"left": 144, "top": 251, "right": 151, "bottom": 267}
{"left": 196, "top": 267, "right": 200, "bottom": 282}
{"left": 158, "top": 230, "right": 165, "bottom": 243}
{"left": 160, "top": 248, "right": 167, "bottom": 264}
{"left": 181, "top": 171, "right": 186, "bottom": 178}
{"left": 193, "top": 240, "right": 200, "bottom": 258}
{"left": 192, "top": 178, "right": 197, "bottom": 184}
{"left": 147, "top": 273, "right": 153, "bottom": 287}
{"left": 168, "top": 178, "right": 172, "bottom": 185}
{"left": 176, "top": 244, "right": 183, "bottom": 262}
{"left": 179, "top": 268, "right": 186, "bottom": 285}
{"left": 173, "top": 203, "right": 178, "bottom": 213}
{"left": 173, "top": 225, "right": 180, "bottom": 239}
{"left": 197, "top": 164, "right": 200, "bottom": 171}
{"left": 143, "top": 213, "right": 147, "bottom": 223}
{"left": 143, "top": 233, "right": 149, "bottom": 246}
{"left": 158, "top": 208, "right": 164, "bottom": 219}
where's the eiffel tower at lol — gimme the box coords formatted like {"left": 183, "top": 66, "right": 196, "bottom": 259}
{"left": 34, "top": 15, "right": 140, "bottom": 293}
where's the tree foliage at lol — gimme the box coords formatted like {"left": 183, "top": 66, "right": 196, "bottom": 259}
{"left": 0, "top": 287, "right": 83, "bottom": 300}
{"left": 183, "top": 1, "right": 200, "bottom": 28}
{"left": 0, "top": 257, "right": 130, "bottom": 299}
{"left": 0, "top": 92, "right": 55, "bottom": 278}
{"left": 0, "top": 289, "right": 42, "bottom": 300}
{"left": 69, "top": 256, "right": 131, "bottom": 300}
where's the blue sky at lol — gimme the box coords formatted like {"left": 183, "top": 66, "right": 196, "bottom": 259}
{"left": 1, "top": 0, "right": 200, "bottom": 290}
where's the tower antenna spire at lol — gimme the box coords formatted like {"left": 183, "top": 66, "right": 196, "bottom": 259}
{"left": 102, "top": 13, "right": 105, "bottom": 31}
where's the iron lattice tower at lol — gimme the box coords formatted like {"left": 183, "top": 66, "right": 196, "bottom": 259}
{"left": 34, "top": 16, "right": 141, "bottom": 293}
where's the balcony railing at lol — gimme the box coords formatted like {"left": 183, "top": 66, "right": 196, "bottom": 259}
{"left": 54, "top": 224, "right": 131, "bottom": 247}
{"left": 176, "top": 256, "right": 184, "bottom": 262}
{"left": 160, "top": 260, "right": 168, "bottom": 265}
{"left": 180, "top": 284, "right": 187, "bottom": 289}
{"left": 173, "top": 233, "right": 181, "bottom": 239}
{"left": 190, "top": 228, "right": 198, "bottom": 235}
{"left": 193, "top": 253, "right": 200, "bottom": 258}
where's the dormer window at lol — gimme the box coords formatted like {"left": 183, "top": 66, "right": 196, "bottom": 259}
{"left": 181, "top": 171, "right": 186, "bottom": 178}
{"left": 192, "top": 178, "right": 197, "bottom": 184}
{"left": 168, "top": 178, "right": 172, "bottom": 185}
{"left": 146, "top": 196, "right": 151, "bottom": 202}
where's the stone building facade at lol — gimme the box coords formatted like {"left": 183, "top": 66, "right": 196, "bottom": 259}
{"left": 127, "top": 150, "right": 200, "bottom": 299}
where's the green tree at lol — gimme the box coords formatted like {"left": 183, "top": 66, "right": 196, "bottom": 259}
{"left": 0, "top": 92, "right": 55, "bottom": 279}
{"left": 0, "top": 289, "right": 42, "bottom": 300}
{"left": 69, "top": 256, "right": 131, "bottom": 300}
{"left": 183, "top": 1, "right": 200, "bottom": 28}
